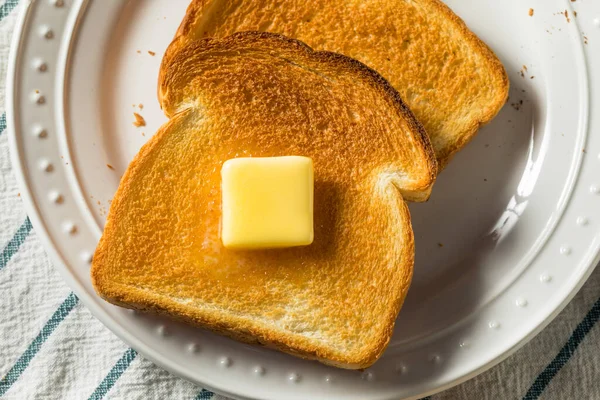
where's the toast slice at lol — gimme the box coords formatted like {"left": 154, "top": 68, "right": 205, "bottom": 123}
{"left": 92, "top": 32, "right": 435, "bottom": 369}
{"left": 162, "top": 0, "right": 509, "bottom": 168}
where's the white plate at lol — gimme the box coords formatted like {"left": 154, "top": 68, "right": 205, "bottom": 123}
{"left": 8, "top": 0, "right": 600, "bottom": 399}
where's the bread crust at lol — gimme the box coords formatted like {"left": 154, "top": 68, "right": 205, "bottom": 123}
{"left": 425, "top": 0, "right": 509, "bottom": 167}
{"left": 162, "top": 0, "right": 509, "bottom": 169}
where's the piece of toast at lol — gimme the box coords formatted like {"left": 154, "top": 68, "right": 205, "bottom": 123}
{"left": 92, "top": 32, "right": 436, "bottom": 369}
{"left": 161, "top": 0, "right": 509, "bottom": 168}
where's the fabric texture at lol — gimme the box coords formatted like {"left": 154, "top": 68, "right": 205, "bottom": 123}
{"left": 1, "top": 1, "right": 599, "bottom": 399}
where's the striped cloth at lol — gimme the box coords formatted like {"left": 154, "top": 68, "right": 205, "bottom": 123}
{"left": 1, "top": 1, "right": 599, "bottom": 399}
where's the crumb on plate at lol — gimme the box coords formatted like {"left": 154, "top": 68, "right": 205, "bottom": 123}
{"left": 133, "top": 112, "right": 146, "bottom": 127}
{"left": 510, "top": 100, "right": 524, "bottom": 111}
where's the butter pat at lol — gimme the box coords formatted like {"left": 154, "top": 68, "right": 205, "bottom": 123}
{"left": 221, "top": 156, "right": 314, "bottom": 249}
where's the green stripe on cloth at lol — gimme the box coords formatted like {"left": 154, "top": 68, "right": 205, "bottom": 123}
{"left": 194, "top": 388, "right": 214, "bottom": 400}
{"left": 0, "top": 112, "right": 6, "bottom": 135}
{"left": 522, "top": 296, "right": 600, "bottom": 400}
{"left": 0, "top": 0, "right": 19, "bottom": 20}
{"left": 0, "top": 292, "right": 79, "bottom": 396}
{"left": 0, "top": 217, "right": 32, "bottom": 272}
{"left": 87, "top": 348, "right": 138, "bottom": 400}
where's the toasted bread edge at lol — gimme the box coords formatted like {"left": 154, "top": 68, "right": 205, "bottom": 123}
{"left": 427, "top": 0, "right": 510, "bottom": 168}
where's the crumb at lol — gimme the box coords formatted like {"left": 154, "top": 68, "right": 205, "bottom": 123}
{"left": 17, "top": 192, "right": 20, "bottom": 197}
{"left": 136, "top": 50, "right": 141, "bottom": 54}
{"left": 530, "top": 76, "right": 535, "bottom": 79}
{"left": 522, "top": 89, "right": 526, "bottom": 93}
{"left": 132, "top": 104, "right": 136, "bottom": 107}
{"left": 529, "top": 8, "right": 534, "bottom": 17}
{"left": 35, "top": 89, "right": 39, "bottom": 93}
{"left": 584, "top": 36, "right": 588, "bottom": 45}
{"left": 438, "top": 243, "right": 444, "bottom": 248}
{"left": 522, "top": 65, "right": 528, "bottom": 72}
{"left": 97, "top": 200, "right": 101, "bottom": 205}
{"left": 148, "top": 50, "right": 156, "bottom": 56}
{"left": 520, "top": 70, "right": 525, "bottom": 78}
{"left": 142, "top": 132, "right": 145, "bottom": 137}
{"left": 484, "top": 178, "right": 488, "bottom": 182}
{"left": 138, "top": 103, "right": 144, "bottom": 109}
{"left": 510, "top": 100, "right": 523, "bottom": 111}
{"left": 133, "top": 112, "right": 146, "bottom": 127}
{"left": 565, "top": 10, "right": 570, "bottom": 23}
{"left": 107, "top": 164, "right": 115, "bottom": 170}
{"left": 574, "top": 11, "right": 577, "bottom": 17}
{"left": 583, "top": 149, "right": 587, "bottom": 153}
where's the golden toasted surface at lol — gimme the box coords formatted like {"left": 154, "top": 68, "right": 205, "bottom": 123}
{"left": 93, "top": 32, "right": 432, "bottom": 368}
{"left": 159, "top": 32, "right": 436, "bottom": 200}
{"left": 164, "top": 0, "right": 509, "bottom": 167}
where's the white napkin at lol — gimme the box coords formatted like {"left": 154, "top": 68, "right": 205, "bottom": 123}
{"left": 0, "top": 1, "right": 599, "bottom": 399}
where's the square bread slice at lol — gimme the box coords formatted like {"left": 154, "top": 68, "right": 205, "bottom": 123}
{"left": 92, "top": 32, "right": 435, "bottom": 369}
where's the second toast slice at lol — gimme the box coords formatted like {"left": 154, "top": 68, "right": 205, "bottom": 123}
{"left": 162, "top": 0, "right": 509, "bottom": 168}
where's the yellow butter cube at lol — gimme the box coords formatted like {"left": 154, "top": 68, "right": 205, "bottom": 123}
{"left": 221, "top": 156, "right": 314, "bottom": 249}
